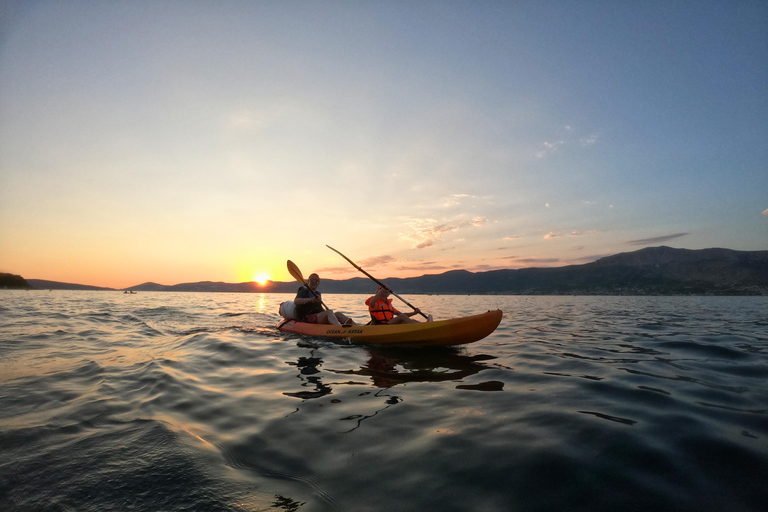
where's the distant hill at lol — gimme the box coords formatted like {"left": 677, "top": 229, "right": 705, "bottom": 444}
{"left": 125, "top": 281, "right": 296, "bottom": 293}
{"left": 367, "top": 246, "right": 768, "bottom": 296}
{"left": 26, "top": 279, "right": 115, "bottom": 291}
{"left": 293, "top": 246, "right": 768, "bottom": 295}
{"left": 1, "top": 273, "right": 30, "bottom": 289}
{"left": 10, "top": 246, "right": 768, "bottom": 295}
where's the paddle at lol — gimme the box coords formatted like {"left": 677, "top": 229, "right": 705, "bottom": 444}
{"left": 286, "top": 260, "right": 328, "bottom": 311}
{"left": 326, "top": 245, "right": 429, "bottom": 320}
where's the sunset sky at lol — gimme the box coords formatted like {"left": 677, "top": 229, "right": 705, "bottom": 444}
{"left": 1, "top": 1, "right": 766, "bottom": 289}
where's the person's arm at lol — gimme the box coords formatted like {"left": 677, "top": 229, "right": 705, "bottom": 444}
{"left": 294, "top": 287, "right": 310, "bottom": 305}
{"left": 372, "top": 289, "right": 388, "bottom": 305}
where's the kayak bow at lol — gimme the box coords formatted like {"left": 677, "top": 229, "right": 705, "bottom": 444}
{"left": 278, "top": 309, "right": 503, "bottom": 347}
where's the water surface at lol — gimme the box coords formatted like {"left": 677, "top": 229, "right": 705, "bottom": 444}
{"left": 1, "top": 291, "right": 766, "bottom": 511}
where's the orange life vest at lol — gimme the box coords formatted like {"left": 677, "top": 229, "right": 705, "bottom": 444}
{"left": 365, "top": 296, "right": 399, "bottom": 324}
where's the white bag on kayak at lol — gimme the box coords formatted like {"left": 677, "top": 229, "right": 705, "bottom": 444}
{"left": 278, "top": 300, "right": 297, "bottom": 320}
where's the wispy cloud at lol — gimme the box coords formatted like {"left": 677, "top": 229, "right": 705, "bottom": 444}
{"left": 359, "top": 255, "right": 396, "bottom": 267}
{"left": 401, "top": 216, "right": 490, "bottom": 249}
{"left": 317, "top": 254, "right": 397, "bottom": 275}
{"left": 544, "top": 229, "right": 603, "bottom": 239}
{"left": 438, "top": 193, "right": 493, "bottom": 208}
{"left": 396, "top": 262, "right": 455, "bottom": 272}
{"left": 762, "top": 209, "right": 768, "bottom": 216}
{"left": 316, "top": 255, "right": 395, "bottom": 275}
{"left": 513, "top": 257, "right": 561, "bottom": 264}
{"left": 315, "top": 265, "right": 355, "bottom": 275}
{"left": 571, "top": 230, "right": 603, "bottom": 236}
{"left": 441, "top": 194, "right": 472, "bottom": 207}
{"left": 521, "top": 258, "right": 560, "bottom": 264}
{"left": 627, "top": 233, "right": 689, "bottom": 246}
{"left": 537, "top": 140, "right": 565, "bottom": 158}
{"left": 537, "top": 126, "right": 599, "bottom": 158}
{"left": 567, "top": 253, "right": 610, "bottom": 264}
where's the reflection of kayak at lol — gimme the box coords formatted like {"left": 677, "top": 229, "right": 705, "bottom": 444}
{"left": 335, "top": 351, "right": 493, "bottom": 387}
{"left": 277, "top": 310, "right": 503, "bottom": 347}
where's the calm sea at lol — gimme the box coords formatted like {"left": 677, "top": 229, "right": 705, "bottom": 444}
{"left": 1, "top": 291, "right": 766, "bottom": 511}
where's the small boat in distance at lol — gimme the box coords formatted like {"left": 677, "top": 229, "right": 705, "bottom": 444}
{"left": 278, "top": 309, "right": 503, "bottom": 347}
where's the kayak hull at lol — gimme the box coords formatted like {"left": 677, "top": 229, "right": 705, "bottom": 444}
{"left": 277, "top": 309, "right": 503, "bottom": 347}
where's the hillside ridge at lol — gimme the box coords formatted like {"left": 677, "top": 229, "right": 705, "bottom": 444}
{"left": 5, "top": 246, "right": 766, "bottom": 295}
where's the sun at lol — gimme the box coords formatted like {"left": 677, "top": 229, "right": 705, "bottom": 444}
{"left": 254, "top": 272, "right": 270, "bottom": 285}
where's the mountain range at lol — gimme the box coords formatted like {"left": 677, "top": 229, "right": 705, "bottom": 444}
{"left": 3, "top": 246, "right": 767, "bottom": 295}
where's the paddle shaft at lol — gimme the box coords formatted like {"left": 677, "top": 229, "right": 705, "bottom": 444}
{"left": 326, "top": 245, "right": 428, "bottom": 319}
{"left": 286, "top": 260, "right": 329, "bottom": 311}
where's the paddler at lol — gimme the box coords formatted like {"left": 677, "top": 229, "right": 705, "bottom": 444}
{"left": 365, "top": 286, "right": 428, "bottom": 324}
{"left": 294, "top": 273, "right": 356, "bottom": 326}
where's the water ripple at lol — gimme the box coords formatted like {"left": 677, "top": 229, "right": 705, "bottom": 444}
{"left": 1, "top": 292, "right": 766, "bottom": 511}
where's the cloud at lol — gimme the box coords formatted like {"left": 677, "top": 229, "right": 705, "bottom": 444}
{"left": 503, "top": 235, "right": 521, "bottom": 240}
{"left": 544, "top": 229, "right": 603, "bottom": 239}
{"left": 317, "top": 255, "right": 396, "bottom": 275}
{"left": 569, "top": 253, "right": 610, "bottom": 264}
{"left": 537, "top": 140, "right": 565, "bottom": 158}
{"left": 441, "top": 194, "right": 472, "bottom": 207}
{"left": 396, "top": 262, "right": 452, "bottom": 272}
{"left": 627, "top": 233, "right": 689, "bottom": 246}
{"left": 415, "top": 240, "right": 435, "bottom": 249}
{"left": 315, "top": 266, "right": 353, "bottom": 275}
{"left": 402, "top": 216, "right": 490, "bottom": 249}
{"left": 515, "top": 257, "right": 561, "bottom": 264}
{"left": 439, "top": 193, "right": 494, "bottom": 208}
{"left": 503, "top": 254, "right": 560, "bottom": 264}
{"left": 537, "top": 127, "right": 599, "bottom": 158}
{"left": 359, "top": 255, "right": 396, "bottom": 267}
{"left": 763, "top": 209, "right": 768, "bottom": 216}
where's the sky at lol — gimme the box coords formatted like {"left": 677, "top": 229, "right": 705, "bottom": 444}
{"left": 1, "top": 0, "right": 766, "bottom": 289}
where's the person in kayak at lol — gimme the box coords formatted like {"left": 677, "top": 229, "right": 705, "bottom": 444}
{"left": 294, "top": 273, "right": 356, "bottom": 325}
{"left": 365, "top": 286, "right": 425, "bottom": 324}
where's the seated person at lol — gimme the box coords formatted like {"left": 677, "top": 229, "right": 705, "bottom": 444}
{"left": 365, "top": 286, "right": 423, "bottom": 324}
{"left": 294, "top": 273, "right": 355, "bottom": 325}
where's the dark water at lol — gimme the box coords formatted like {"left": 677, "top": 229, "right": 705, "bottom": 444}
{"left": 1, "top": 291, "right": 766, "bottom": 511}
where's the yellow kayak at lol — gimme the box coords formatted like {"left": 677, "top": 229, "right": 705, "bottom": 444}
{"left": 277, "top": 309, "right": 503, "bottom": 347}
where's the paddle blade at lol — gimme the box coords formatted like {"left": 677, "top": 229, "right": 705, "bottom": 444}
{"left": 287, "top": 260, "right": 305, "bottom": 285}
